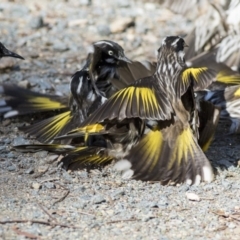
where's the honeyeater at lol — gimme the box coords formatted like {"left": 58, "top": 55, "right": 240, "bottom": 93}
{"left": 1, "top": 40, "right": 155, "bottom": 143}
{"left": 164, "top": 0, "right": 240, "bottom": 72}
{"left": 16, "top": 36, "right": 217, "bottom": 185}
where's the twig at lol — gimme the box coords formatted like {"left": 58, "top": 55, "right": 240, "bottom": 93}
{"left": 40, "top": 178, "right": 60, "bottom": 184}
{"left": 213, "top": 225, "right": 227, "bottom": 232}
{"left": 53, "top": 182, "right": 70, "bottom": 205}
{"left": 200, "top": 197, "right": 214, "bottom": 201}
{"left": 107, "top": 218, "right": 139, "bottom": 224}
{"left": 0, "top": 219, "right": 78, "bottom": 229}
{"left": 211, "top": 211, "right": 240, "bottom": 222}
{"left": 78, "top": 211, "right": 95, "bottom": 216}
{"left": 211, "top": 210, "right": 229, "bottom": 218}
{"left": 33, "top": 166, "right": 49, "bottom": 178}
{"left": 12, "top": 226, "right": 39, "bottom": 239}
{"left": 38, "top": 203, "right": 57, "bottom": 222}
{"left": 229, "top": 215, "right": 240, "bottom": 222}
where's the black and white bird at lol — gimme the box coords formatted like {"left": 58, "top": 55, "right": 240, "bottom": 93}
{"left": 16, "top": 36, "right": 217, "bottom": 185}
{"left": 0, "top": 40, "right": 155, "bottom": 142}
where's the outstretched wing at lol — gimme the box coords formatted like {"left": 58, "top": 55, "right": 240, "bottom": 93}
{"left": 80, "top": 76, "right": 174, "bottom": 126}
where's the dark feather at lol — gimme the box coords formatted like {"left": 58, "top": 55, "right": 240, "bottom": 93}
{"left": 0, "top": 84, "right": 68, "bottom": 118}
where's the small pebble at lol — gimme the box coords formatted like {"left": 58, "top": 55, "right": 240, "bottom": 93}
{"left": 186, "top": 192, "right": 200, "bottom": 202}
{"left": 37, "top": 165, "right": 49, "bottom": 173}
{"left": 13, "top": 137, "right": 28, "bottom": 146}
{"left": 32, "top": 182, "right": 42, "bottom": 190}
{"left": 43, "top": 182, "right": 56, "bottom": 189}
{"left": 29, "top": 16, "right": 44, "bottom": 29}
{"left": 25, "top": 167, "right": 34, "bottom": 174}
{"left": 92, "top": 195, "right": 106, "bottom": 204}
{"left": 7, "top": 165, "right": 17, "bottom": 171}
{"left": 110, "top": 17, "right": 134, "bottom": 33}
{"left": 228, "top": 222, "right": 236, "bottom": 229}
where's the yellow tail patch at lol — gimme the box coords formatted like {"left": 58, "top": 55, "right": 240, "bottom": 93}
{"left": 29, "top": 97, "right": 67, "bottom": 110}
{"left": 138, "top": 129, "right": 163, "bottom": 172}
{"left": 69, "top": 147, "right": 113, "bottom": 165}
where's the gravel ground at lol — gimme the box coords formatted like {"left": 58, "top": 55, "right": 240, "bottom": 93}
{"left": 0, "top": 0, "right": 240, "bottom": 239}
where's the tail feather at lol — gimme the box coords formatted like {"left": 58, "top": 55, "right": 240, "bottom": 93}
{"left": 61, "top": 146, "right": 113, "bottom": 170}
{"left": 13, "top": 144, "right": 77, "bottom": 153}
{"left": 0, "top": 84, "right": 69, "bottom": 117}
{"left": 198, "top": 101, "right": 220, "bottom": 151}
{"left": 115, "top": 124, "right": 214, "bottom": 185}
{"left": 19, "top": 111, "right": 81, "bottom": 143}
{"left": 13, "top": 141, "right": 113, "bottom": 171}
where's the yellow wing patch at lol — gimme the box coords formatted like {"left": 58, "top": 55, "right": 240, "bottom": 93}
{"left": 112, "top": 86, "right": 159, "bottom": 114}
{"left": 69, "top": 123, "right": 105, "bottom": 135}
{"left": 182, "top": 67, "right": 208, "bottom": 84}
{"left": 168, "top": 127, "right": 194, "bottom": 169}
{"left": 234, "top": 87, "right": 240, "bottom": 97}
{"left": 29, "top": 97, "right": 67, "bottom": 110}
{"left": 67, "top": 146, "right": 113, "bottom": 166}
{"left": 216, "top": 72, "right": 240, "bottom": 85}
{"left": 43, "top": 111, "right": 72, "bottom": 139}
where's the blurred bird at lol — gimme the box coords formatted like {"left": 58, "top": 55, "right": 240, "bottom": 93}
{"left": 201, "top": 85, "right": 240, "bottom": 134}
{"left": 0, "top": 42, "right": 24, "bottom": 60}
{"left": 187, "top": 55, "right": 240, "bottom": 90}
{"left": 17, "top": 36, "right": 217, "bottom": 184}
{"left": 164, "top": 0, "right": 240, "bottom": 72}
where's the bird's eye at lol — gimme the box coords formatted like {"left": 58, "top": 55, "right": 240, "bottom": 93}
{"left": 108, "top": 50, "right": 113, "bottom": 55}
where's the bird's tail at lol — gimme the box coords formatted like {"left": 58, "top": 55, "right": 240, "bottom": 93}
{"left": 0, "top": 84, "right": 69, "bottom": 118}
{"left": 19, "top": 111, "right": 76, "bottom": 143}
{"left": 14, "top": 143, "right": 113, "bottom": 170}
{"left": 114, "top": 124, "right": 214, "bottom": 185}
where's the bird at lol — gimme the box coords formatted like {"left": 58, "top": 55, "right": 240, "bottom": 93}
{"left": 0, "top": 42, "right": 24, "bottom": 60}
{"left": 187, "top": 54, "right": 240, "bottom": 90}
{"left": 1, "top": 40, "right": 155, "bottom": 143}
{"left": 186, "top": 2, "right": 240, "bottom": 72}
{"left": 16, "top": 36, "right": 217, "bottom": 185}
{"left": 201, "top": 84, "right": 240, "bottom": 134}
{"left": 0, "top": 84, "right": 69, "bottom": 118}
{"left": 163, "top": 0, "right": 240, "bottom": 73}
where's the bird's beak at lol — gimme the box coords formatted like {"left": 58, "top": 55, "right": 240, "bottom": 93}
{"left": 184, "top": 43, "right": 189, "bottom": 48}
{"left": 2, "top": 45, "right": 24, "bottom": 60}
{"left": 119, "top": 55, "right": 132, "bottom": 63}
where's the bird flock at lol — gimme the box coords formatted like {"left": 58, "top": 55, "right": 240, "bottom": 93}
{"left": 1, "top": 0, "right": 240, "bottom": 185}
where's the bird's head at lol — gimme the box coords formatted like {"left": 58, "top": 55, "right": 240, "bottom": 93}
{"left": 92, "top": 40, "right": 131, "bottom": 64}
{"left": 158, "top": 36, "right": 188, "bottom": 67}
